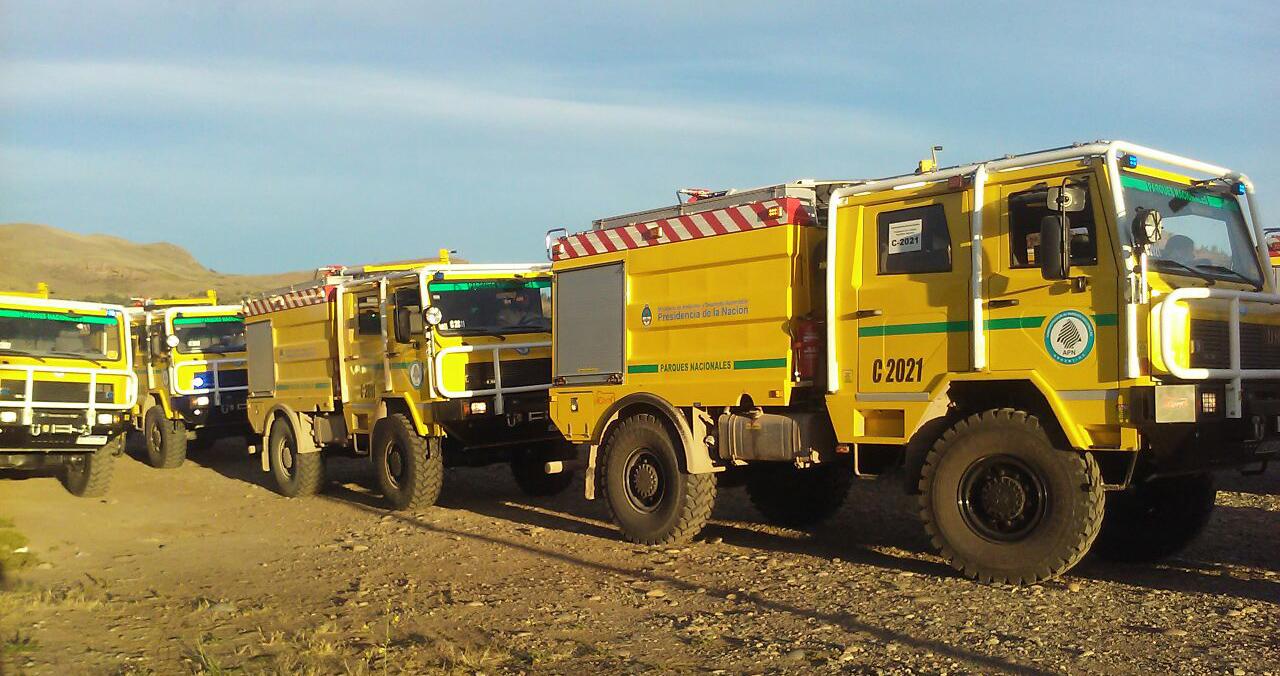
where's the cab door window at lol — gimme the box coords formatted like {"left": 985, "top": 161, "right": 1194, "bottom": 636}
{"left": 1008, "top": 176, "right": 1097, "bottom": 268}
{"left": 355, "top": 295, "right": 381, "bottom": 336}
{"left": 877, "top": 204, "right": 952, "bottom": 275}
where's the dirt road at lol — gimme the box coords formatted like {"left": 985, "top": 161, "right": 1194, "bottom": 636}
{"left": 1, "top": 440, "right": 1277, "bottom": 674}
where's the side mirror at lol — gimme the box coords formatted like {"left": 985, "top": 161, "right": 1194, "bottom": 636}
{"left": 164, "top": 334, "right": 180, "bottom": 349}
{"left": 1133, "top": 208, "right": 1163, "bottom": 247}
{"left": 1039, "top": 213, "right": 1070, "bottom": 280}
{"left": 393, "top": 307, "right": 422, "bottom": 343}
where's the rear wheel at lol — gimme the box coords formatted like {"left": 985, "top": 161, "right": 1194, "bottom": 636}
{"left": 269, "top": 416, "right": 324, "bottom": 497}
{"left": 1093, "top": 473, "right": 1216, "bottom": 562}
{"left": 510, "top": 443, "right": 575, "bottom": 497}
{"left": 373, "top": 413, "right": 444, "bottom": 510}
{"left": 918, "top": 408, "right": 1104, "bottom": 584}
{"left": 600, "top": 414, "right": 716, "bottom": 545}
{"left": 144, "top": 406, "right": 187, "bottom": 469}
{"left": 61, "top": 434, "right": 122, "bottom": 497}
{"left": 746, "top": 460, "right": 853, "bottom": 528}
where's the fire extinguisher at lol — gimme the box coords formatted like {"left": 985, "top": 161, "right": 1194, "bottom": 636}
{"left": 792, "top": 316, "right": 822, "bottom": 383}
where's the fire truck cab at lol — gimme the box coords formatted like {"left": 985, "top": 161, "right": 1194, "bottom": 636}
{"left": 243, "top": 252, "right": 574, "bottom": 509}
{"left": 0, "top": 284, "right": 136, "bottom": 496}
{"left": 127, "top": 291, "right": 249, "bottom": 468}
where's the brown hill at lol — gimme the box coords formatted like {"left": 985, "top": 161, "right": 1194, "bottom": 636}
{"left": 0, "top": 223, "right": 312, "bottom": 304}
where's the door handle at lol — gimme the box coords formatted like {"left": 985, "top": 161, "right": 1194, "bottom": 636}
{"left": 988, "top": 299, "right": 1020, "bottom": 309}
{"left": 853, "top": 309, "right": 883, "bottom": 319}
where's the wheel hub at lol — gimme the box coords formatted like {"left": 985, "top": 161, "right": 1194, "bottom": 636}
{"left": 632, "top": 462, "right": 660, "bottom": 499}
{"left": 979, "top": 475, "right": 1027, "bottom": 521}
{"left": 624, "top": 449, "right": 665, "bottom": 513}
{"left": 958, "top": 454, "right": 1048, "bottom": 543}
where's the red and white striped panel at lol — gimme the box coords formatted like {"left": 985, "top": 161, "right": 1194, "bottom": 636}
{"left": 552, "top": 197, "right": 814, "bottom": 261}
{"left": 243, "top": 286, "right": 334, "bottom": 317}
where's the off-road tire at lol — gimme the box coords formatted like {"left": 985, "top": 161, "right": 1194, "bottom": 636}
{"left": 61, "top": 434, "right": 122, "bottom": 497}
{"left": 600, "top": 413, "right": 716, "bottom": 545}
{"left": 269, "top": 416, "right": 324, "bottom": 498}
{"left": 1093, "top": 473, "right": 1216, "bottom": 562}
{"left": 373, "top": 413, "right": 444, "bottom": 510}
{"left": 144, "top": 406, "right": 187, "bottom": 469}
{"left": 918, "top": 408, "right": 1104, "bottom": 584}
{"left": 746, "top": 459, "right": 853, "bottom": 528}
{"left": 510, "top": 443, "right": 575, "bottom": 497}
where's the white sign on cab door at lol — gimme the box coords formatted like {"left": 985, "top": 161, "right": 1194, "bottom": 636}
{"left": 887, "top": 219, "right": 923, "bottom": 254}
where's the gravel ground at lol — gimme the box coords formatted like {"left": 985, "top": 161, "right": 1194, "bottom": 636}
{"left": 0, "top": 439, "right": 1276, "bottom": 674}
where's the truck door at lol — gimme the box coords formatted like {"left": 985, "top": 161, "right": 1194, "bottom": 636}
{"left": 345, "top": 290, "right": 386, "bottom": 407}
{"left": 983, "top": 173, "right": 1120, "bottom": 386}
{"left": 850, "top": 190, "right": 971, "bottom": 397}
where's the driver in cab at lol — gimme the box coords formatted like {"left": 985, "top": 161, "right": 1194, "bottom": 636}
{"left": 496, "top": 291, "right": 541, "bottom": 327}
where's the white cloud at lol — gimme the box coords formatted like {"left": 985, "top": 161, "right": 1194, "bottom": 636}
{"left": 0, "top": 58, "right": 918, "bottom": 145}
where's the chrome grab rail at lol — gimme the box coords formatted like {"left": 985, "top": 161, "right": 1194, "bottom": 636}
{"left": 0, "top": 363, "right": 139, "bottom": 426}
{"left": 1157, "top": 287, "right": 1280, "bottom": 418}
{"left": 431, "top": 341, "right": 551, "bottom": 415}
{"left": 170, "top": 357, "right": 248, "bottom": 406}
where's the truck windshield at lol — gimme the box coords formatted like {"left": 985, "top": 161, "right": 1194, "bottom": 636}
{"left": 172, "top": 314, "right": 245, "bottom": 354}
{"left": 0, "top": 307, "right": 123, "bottom": 361}
{"left": 427, "top": 279, "right": 551, "bottom": 336}
{"left": 1123, "top": 174, "right": 1263, "bottom": 287}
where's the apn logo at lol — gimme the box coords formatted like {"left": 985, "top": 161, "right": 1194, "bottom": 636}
{"left": 641, "top": 304, "right": 653, "bottom": 327}
{"left": 1044, "top": 310, "right": 1094, "bottom": 365}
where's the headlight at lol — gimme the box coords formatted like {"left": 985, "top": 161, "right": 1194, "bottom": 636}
{"left": 0, "top": 411, "right": 18, "bottom": 424}
{"left": 96, "top": 413, "right": 115, "bottom": 425}
{"left": 195, "top": 396, "right": 210, "bottom": 406}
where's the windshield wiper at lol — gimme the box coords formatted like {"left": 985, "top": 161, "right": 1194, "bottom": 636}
{"left": 0, "top": 347, "right": 46, "bottom": 362}
{"left": 1193, "top": 264, "right": 1261, "bottom": 289}
{"left": 49, "top": 351, "right": 106, "bottom": 367}
{"left": 1152, "top": 259, "right": 1215, "bottom": 285}
{"left": 454, "top": 329, "right": 507, "bottom": 341}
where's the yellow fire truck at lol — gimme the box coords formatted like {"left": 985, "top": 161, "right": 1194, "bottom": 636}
{"left": 242, "top": 252, "right": 573, "bottom": 509}
{"left": 0, "top": 284, "right": 136, "bottom": 496}
{"left": 127, "top": 291, "right": 249, "bottom": 468}
{"left": 548, "top": 141, "right": 1279, "bottom": 583}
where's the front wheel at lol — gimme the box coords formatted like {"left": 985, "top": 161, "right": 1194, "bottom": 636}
{"left": 144, "top": 406, "right": 187, "bottom": 469}
{"left": 600, "top": 414, "right": 716, "bottom": 545}
{"left": 61, "top": 434, "right": 122, "bottom": 497}
{"left": 1092, "top": 473, "right": 1216, "bottom": 562}
{"left": 268, "top": 416, "right": 324, "bottom": 497}
{"left": 372, "top": 413, "right": 444, "bottom": 510}
{"left": 918, "top": 408, "right": 1104, "bottom": 584}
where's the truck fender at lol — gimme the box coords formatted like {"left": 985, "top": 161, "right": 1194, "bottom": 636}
{"left": 584, "top": 393, "right": 718, "bottom": 500}
{"left": 256, "top": 404, "right": 320, "bottom": 473}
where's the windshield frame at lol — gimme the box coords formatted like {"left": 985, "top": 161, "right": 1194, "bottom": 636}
{"left": 168, "top": 312, "right": 246, "bottom": 355}
{"left": 1121, "top": 172, "right": 1263, "bottom": 288}
{"left": 425, "top": 278, "right": 552, "bottom": 338}
{"left": 0, "top": 305, "right": 126, "bottom": 363}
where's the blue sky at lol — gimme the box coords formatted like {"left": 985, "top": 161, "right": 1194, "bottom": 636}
{"left": 2, "top": 1, "right": 1277, "bottom": 274}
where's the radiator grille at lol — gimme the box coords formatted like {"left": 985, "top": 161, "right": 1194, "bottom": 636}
{"left": 464, "top": 358, "right": 551, "bottom": 392}
{"left": 1189, "top": 319, "right": 1280, "bottom": 370}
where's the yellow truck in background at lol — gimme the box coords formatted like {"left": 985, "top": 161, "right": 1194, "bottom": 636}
{"left": 242, "top": 252, "right": 574, "bottom": 509}
{"left": 548, "top": 141, "right": 1279, "bottom": 583}
{"left": 127, "top": 292, "right": 249, "bottom": 468}
{"left": 0, "top": 284, "right": 136, "bottom": 496}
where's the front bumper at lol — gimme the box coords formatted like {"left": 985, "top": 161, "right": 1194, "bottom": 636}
{"left": 0, "top": 411, "right": 128, "bottom": 468}
{"left": 1130, "top": 382, "right": 1280, "bottom": 472}
{"left": 169, "top": 391, "right": 249, "bottom": 429}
